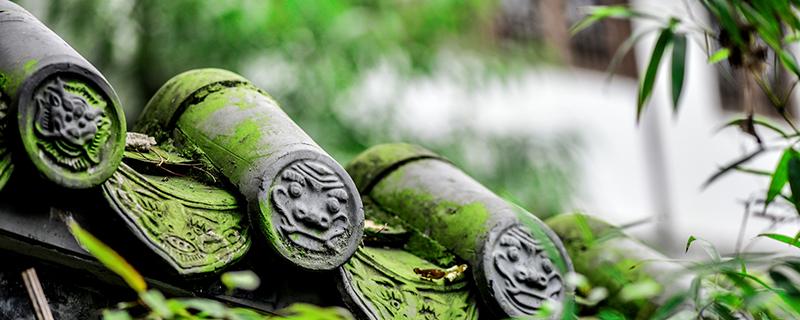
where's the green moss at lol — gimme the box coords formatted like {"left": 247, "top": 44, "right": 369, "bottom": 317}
{"left": 103, "top": 163, "right": 250, "bottom": 274}
{"left": 362, "top": 196, "right": 459, "bottom": 266}
{"left": 345, "top": 143, "right": 440, "bottom": 193}
{"left": 19, "top": 76, "right": 124, "bottom": 188}
{"left": 343, "top": 247, "right": 479, "bottom": 319}
{"left": 23, "top": 59, "right": 38, "bottom": 74}
{"left": 175, "top": 87, "right": 267, "bottom": 184}
{"left": 371, "top": 174, "right": 490, "bottom": 261}
{"left": 0, "top": 73, "right": 8, "bottom": 92}
{"left": 403, "top": 233, "right": 457, "bottom": 267}
{"left": 135, "top": 68, "right": 249, "bottom": 135}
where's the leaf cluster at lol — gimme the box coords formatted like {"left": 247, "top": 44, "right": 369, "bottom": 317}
{"left": 67, "top": 218, "right": 352, "bottom": 320}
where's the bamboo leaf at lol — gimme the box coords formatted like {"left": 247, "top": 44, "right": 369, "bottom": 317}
{"left": 102, "top": 310, "right": 133, "bottom": 320}
{"left": 769, "top": 261, "right": 800, "bottom": 298}
{"left": 685, "top": 236, "right": 721, "bottom": 262}
{"left": 703, "top": 0, "right": 743, "bottom": 46}
{"left": 651, "top": 293, "right": 688, "bottom": 320}
{"left": 637, "top": 28, "right": 673, "bottom": 122}
{"left": 619, "top": 279, "right": 662, "bottom": 302}
{"left": 175, "top": 299, "right": 227, "bottom": 318}
{"left": 606, "top": 28, "right": 657, "bottom": 81}
{"left": 708, "top": 302, "right": 738, "bottom": 320}
{"left": 597, "top": 309, "right": 626, "bottom": 320}
{"left": 759, "top": 233, "right": 800, "bottom": 249}
{"left": 686, "top": 235, "right": 697, "bottom": 253}
{"left": 789, "top": 152, "right": 800, "bottom": 212}
{"left": 221, "top": 270, "right": 261, "bottom": 291}
{"left": 671, "top": 33, "right": 687, "bottom": 113}
{"left": 780, "top": 50, "right": 800, "bottom": 78}
{"left": 570, "top": 5, "right": 635, "bottom": 35}
{"left": 786, "top": 32, "right": 800, "bottom": 44}
{"left": 66, "top": 217, "right": 147, "bottom": 293}
{"left": 708, "top": 48, "right": 730, "bottom": 64}
{"left": 718, "top": 116, "right": 790, "bottom": 138}
{"left": 738, "top": 3, "right": 781, "bottom": 49}
{"left": 732, "top": 166, "right": 771, "bottom": 176}
{"left": 766, "top": 149, "right": 794, "bottom": 207}
{"left": 140, "top": 290, "right": 172, "bottom": 318}
{"left": 702, "top": 147, "right": 766, "bottom": 188}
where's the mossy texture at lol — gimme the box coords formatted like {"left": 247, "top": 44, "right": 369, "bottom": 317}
{"left": 346, "top": 143, "right": 443, "bottom": 194}
{"left": 361, "top": 196, "right": 458, "bottom": 267}
{"left": 349, "top": 143, "right": 573, "bottom": 318}
{"left": 135, "top": 68, "right": 249, "bottom": 137}
{"left": 139, "top": 68, "right": 363, "bottom": 271}
{"left": 0, "top": 1, "right": 127, "bottom": 188}
{"left": 341, "top": 246, "right": 478, "bottom": 320}
{"left": 546, "top": 213, "right": 691, "bottom": 318}
{"left": 103, "top": 150, "right": 250, "bottom": 275}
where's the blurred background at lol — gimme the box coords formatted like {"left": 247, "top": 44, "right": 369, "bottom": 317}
{"left": 12, "top": 0, "right": 800, "bottom": 256}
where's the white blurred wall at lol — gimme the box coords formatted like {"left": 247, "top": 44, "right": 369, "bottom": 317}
{"left": 347, "top": 1, "right": 800, "bottom": 257}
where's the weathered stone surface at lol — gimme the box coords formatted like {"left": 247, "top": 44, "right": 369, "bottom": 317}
{"left": 136, "top": 69, "right": 363, "bottom": 271}
{"left": 0, "top": 176, "right": 343, "bottom": 314}
{"left": 339, "top": 247, "right": 478, "bottom": 320}
{"left": 0, "top": 1, "right": 125, "bottom": 188}
{"left": 347, "top": 143, "right": 573, "bottom": 318}
{"left": 102, "top": 147, "right": 251, "bottom": 275}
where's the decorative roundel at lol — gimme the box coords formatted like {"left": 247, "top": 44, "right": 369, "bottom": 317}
{"left": 488, "top": 225, "right": 565, "bottom": 315}
{"left": 262, "top": 157, "right": 363, "bottom": 270}
{"left": 19, "top": 73, "right": 124, "bottom": 188}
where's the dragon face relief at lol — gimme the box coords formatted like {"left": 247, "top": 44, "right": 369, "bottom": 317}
{"left": 33, "top": 77, "right": 111, "bottom": 171}
{"left": 271, "top": 160, "right": 351, "bottom": 253}
{"left": 492, "top": 226, "right": 564, "bottom": 315}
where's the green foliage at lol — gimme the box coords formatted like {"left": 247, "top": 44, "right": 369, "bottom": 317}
{"left": 571, "top": 1, "right": 800, "bottom": 318}
{"left": 557, "top": 216, "right": 800, "bottom": 319}
{"left": 570, "top": 6, "right": 639, "bottom": 35}
{"left": 67, "top": 218, "right": 351, "bottom": 320}
{"left": 221, "top": 270, "right": 261, "bottom": 292}
{"left": 708, "top": 48, "right": 731, "bottom": 64}
{"left": 574, "top": 0, "right": 800, "bottom": 215}
{"left": 638, "top": 27, "right": 674, "bottom": 121}
{"left": 66, "top": 217, "right": 147, "bottom": 294}
{"left": 758, "top": 233, "right": 800, "bottom": 249}
{"left": 618, "top": 280, "right": 662, "bottom": 302}
{"left": 766, "top": 149, "right": 795, "bottom": 207}
{"left": 670, "top": 33, "right": 687, "bottom": 112}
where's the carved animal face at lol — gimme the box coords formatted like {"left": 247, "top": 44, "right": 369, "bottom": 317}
{"left": 494, "top": 227, "right": 563, "bottom": 313}
{"left": 272, "top": 160, "right": 350, "bottom": 252}
{"left": 35, "top": 77, "right": 104, "bottom": 147}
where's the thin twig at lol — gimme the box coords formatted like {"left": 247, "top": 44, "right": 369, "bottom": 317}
{"left": 21, "top": 268, "right": 54, "bottom": 320}
{"left": 735, "top": 200, "right": 751, "bottom": 255}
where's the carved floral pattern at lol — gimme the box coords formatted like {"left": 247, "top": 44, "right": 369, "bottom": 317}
{"left": 33, "top": 77, "right": 111, "bottom": 171}
{"left": 493, "top": 226, "right": 564, "bottom": 314}
{"left": 103, "top": 163, "right": 249, "bottom": 273}
{"left": 0, "top": 92, "right": 11, "bottom": 185}
{"left": 343, "top": 247, "right": 478, "bottom": 320}
{"left": 271, "top": 160, "right": 351, "bottom": 253}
